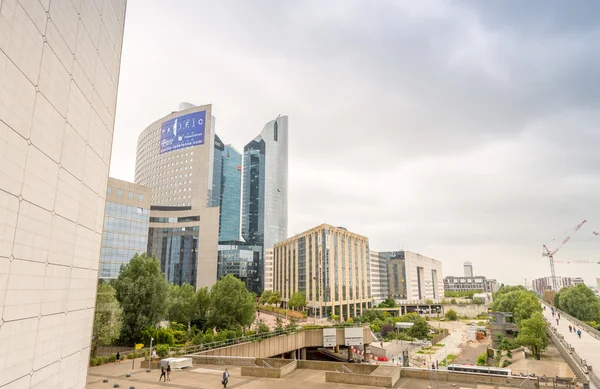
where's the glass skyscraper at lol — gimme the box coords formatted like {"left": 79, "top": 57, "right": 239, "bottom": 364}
{"left": 212, "top": 138, "right": 242, "bottom": 243}
{"left": 242, "top": 116, "right": 289, "bottom": 291}
{"left": 99, "top": 178, "right": 151, "bottom": 279}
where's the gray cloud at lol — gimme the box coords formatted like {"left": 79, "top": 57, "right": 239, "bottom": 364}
{"left": 110, "top": 0, "right": 600, "bottom": 286}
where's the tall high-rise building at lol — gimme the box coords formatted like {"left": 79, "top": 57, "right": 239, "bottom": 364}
{"left": 242, "top": 115, "right": 289, "bottom": 291}
{"left": 273, "top": 224, "right": 371, "bottom": 321}
{"left": 213, "top": 141, "right": 242, "bottom": 242}
{"left": 135, "top": 103, "right": 220, "bottom": 288}
{"left": 99, "top": 178, "right": 151, "bottom": 280}
{"left": 0, "top": 1, "right": 126, "bottom": 386}
{"left": 464, "top": 261, "right": 474, "bottom": 277}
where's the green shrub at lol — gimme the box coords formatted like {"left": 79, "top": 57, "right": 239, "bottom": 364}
{"left": 157, "top": 328, "right": 175, "bottom": 346}
{"left": 121, "top": 354, "right": 128, "bottom": 360}
{"left": 476, "top": 352, "right": 487, "bottom": 366}
{"left": 156, "top": 344, "right": 170, "bottom": 358}
{"left": 450, "top": 299, "right": 457, "bottom": 304}
{"left": 245, "top": 330, "right": 256, "bottom": 336}
{"left": 502, "top": 359, "right": 512, "bottom": 367}
{"left": 445, "top": 309, "right": 458, "bottom": 321}
{"left": 477, "top": 321, "right": 485, "bottom": 326}
{"left": 108, "top": 355, "right": 117, "bottom": 363}
{"left": 90, "top": 358, "right": 98, "bottom": 366}
{"left": 257, "top": 321, "right": 270, "bottom": 334}
{"left": 127, "top": 353, "right": 134, "bottom": 359}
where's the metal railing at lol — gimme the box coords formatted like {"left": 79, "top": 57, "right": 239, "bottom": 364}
{"left": 179, "top": 324, "right": 370, "bottom": 356}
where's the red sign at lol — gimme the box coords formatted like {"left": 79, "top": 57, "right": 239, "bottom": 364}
{"left": 237, "top": 166, "right": 241, "bottom": 171}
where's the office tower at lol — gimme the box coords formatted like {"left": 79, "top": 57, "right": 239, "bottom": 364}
{"left": 0, "top": 1, "right": 126, "bottom": 387}
{"left": 242, "top": 115, "right": 289, "bottom": 291}
{"left": 464, "top": 261, "right": 474, "bottom": 277}
{"left": 214, "top": 141, "right": 242, "bottom": 242}
{"left": 135, "top": 103, "right": 220, "bottom": 288}
{"left": 99, "top": 178, "right": 151, "bottom": 279}
{"left": 273, "top": 224, "right": 371, "bottom": 321}
{"left": 369, "top": 250, "right": 389, "bottom": 305}
{"left": 386, "top": 251, "right": 443, "bottom": 301}
{"left": 264, "top": 248, "right": 275, "bottom": 291}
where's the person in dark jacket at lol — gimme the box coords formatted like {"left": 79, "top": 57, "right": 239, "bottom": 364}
{"left": 159, "top": 366, "right": 166, "bottom": 382}
{"left": 222, "top": 368, "right": 230, "bottom": 388}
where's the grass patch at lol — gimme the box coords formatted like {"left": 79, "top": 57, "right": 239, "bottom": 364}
{"left": 435, "top": 343, "right": 444, "bottom": 347}
{"left": 422, "top": 347, "right": 432, "bottom": 350}
{"left": 417, "top": 350, "right": 424, "bottom": 354}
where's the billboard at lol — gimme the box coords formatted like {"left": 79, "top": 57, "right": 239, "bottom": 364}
{"left": 160, "top": 110, "right": 206, "bottom": 154}
{"left": 344, "top": 327, "right": 364, "bottom": 346}
{"left": 323, "top": 328, "right": 336, "bottom": 347}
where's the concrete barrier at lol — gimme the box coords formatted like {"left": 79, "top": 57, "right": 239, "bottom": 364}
{"left": 326, "top": 371, "right": 396, "bottom": 388}
{"left": 241, "top": 360, "right": 297, "bottom": 378}
{"left": 400, "top": 368, "right": 534, "bottom": 387}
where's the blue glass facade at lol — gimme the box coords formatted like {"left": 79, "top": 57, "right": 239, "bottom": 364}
{"left": 100, "top": 202, "right": 150, "bottom": 279}
{"left": 217, "top": 242, "right": 262, "bottom": 293}
{"left": 218, "top": 145, "right": 242, "bottom": 242}
{"left": 148, "top": 225, "right": 199, "bottom": 287}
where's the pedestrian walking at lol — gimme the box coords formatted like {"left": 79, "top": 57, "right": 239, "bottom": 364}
{"left": 167, "top": 364, "right": 171, "bottom": 381}
{"left": 569, "top": 325, "right": 572, "bottom": 332}
{"left": 558, "top": 313, "right": 561, "bottom": 319}
{"left": 222, "top": 368, "right": 230, "bottom": 388}
{"left": 577, "top": 330, "right": 582, "bottom": 338}
{"left": 115, "top": 352, "right": 120, "bottom": 364}
{"left": 556, "top": 318, "right": 559, "bottom": 325}
{"left": 432, "top": 363, "right": 435, "bottom": 370}
{"left": 159, "top": 366, "right": 166, "bottom": 382}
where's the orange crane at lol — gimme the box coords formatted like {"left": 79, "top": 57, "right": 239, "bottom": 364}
{"left": 542, "top": 220, "right": 587, "bottom": 291}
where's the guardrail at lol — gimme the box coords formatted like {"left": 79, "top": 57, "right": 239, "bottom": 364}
{"left": 178, "top": 324, "right": 369, "bottom": 356}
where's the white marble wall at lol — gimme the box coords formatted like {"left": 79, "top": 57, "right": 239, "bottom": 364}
{"left": 0, "top": 0, "right": 126, "bottom": 387}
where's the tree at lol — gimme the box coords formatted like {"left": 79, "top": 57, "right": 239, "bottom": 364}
{"left": 259, "top": 290, "right": 273, "bottom": 305}
{"left": 445, "top": 309, "right": 458, "bottom": 321}
{"left": 407, "top": 317, "right": 429, "bottom": 339}
{"left": 516, "top": 312, "right": 548, "bottom": 360}
{"left": 207, "top": 275, "right": 256, "bottom": 330}
{"left": 92, "top": 282, "right": 123, "bottom": 356}
{"left": 543, "top": 290, "right": 556, "bottom": 305}
{"left": 289, "top": 291, "right": 306, "bottom": 310}
{"left": 268, "top": 291, "right": 282, "bottom": 306}
{"left": 378, "top": 298, "right": 396, "bottom": 308}
{"left": 555, "top": 284, "right": 600, "bottom": 322}
{"left": 168, "top": 283, "right": 196, "bottom": 328}
{"left": 114, "top": 253, "right": 170, "bottom": 343}
{"left": 491, "top": 289, "right": 541, "bottom": 325}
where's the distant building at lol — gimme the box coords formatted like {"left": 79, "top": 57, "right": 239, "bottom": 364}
{"left": 212, "top": 139, "right": 243, "bottom": 243}
{"left": 531, "top": 276, "right": 585, "bottom": 295}
{"left": 385, "top": 251, "right": 443, "bottom": 301}
{"left": 444, "top": 276, "right": 498, "bottom": 294}
{"left": 464, "top": 261, "right": 474, "bottom": 277}
{"left": 217, "top": 242, "right": 261, "bottom": 293}
{"left": 264, "top": 248, "right": 274, "bottom": 291}
{"left": 369, "top": 250, "right": 390, "bottom": 305}
{"left": 273, "top": 224, "right": 371, "bottom": 320}
{"left": 99, "top": 178, "right": 151, "bottom": 279}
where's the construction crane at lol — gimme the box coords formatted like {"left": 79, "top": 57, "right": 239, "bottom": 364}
{"left": 542, "top": 220, "right": 587, "bottom": 291}
{"left": 553, "top": 260, "right": 600, "bottom": 265}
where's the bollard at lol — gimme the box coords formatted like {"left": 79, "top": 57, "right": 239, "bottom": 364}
{"left": 103, "top": 379, "right": 109, "bottom": 383}
{"left": 113, "top": 384, "right": 120, "bottom": 388}
{"left": 125, "top": 374, "right": 131, "bottom": 377}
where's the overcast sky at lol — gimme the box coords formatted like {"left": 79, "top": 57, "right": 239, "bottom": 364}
{"left": 110, "top": 0, "right": 600, "bottom": 287}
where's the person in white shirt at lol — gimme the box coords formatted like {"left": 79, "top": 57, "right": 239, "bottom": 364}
{"left": 222, "top": 368, "right": 230, "bottom": 388}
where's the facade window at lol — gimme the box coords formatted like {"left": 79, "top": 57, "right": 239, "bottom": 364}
{"left": 139, "top": 194, "right": 144, "bottom": 202}
{"left": 128, "top": 192, "right": 134, "bottom": 200}
{"left": 107, "top": 186, "right": 112, "bottom": 195}
{"left": 117, "top": 189, "right": 123, "bottom": 197}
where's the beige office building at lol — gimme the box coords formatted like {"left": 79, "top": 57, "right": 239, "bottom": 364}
{"left": 264, "top": 248, "right": 274, "bottom": 291}
{"left": 0, "top": 1, "right": 126, "bottom": 387}
{"left": 273, "top": 224, "right": 371, "bottom": 321}
{"left": 135, "top": 103, "right": 220, "bottom": 288}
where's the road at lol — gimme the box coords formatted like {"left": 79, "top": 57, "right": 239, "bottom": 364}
{"left": 542, "top": 303, "right": 600, "bottom": 386}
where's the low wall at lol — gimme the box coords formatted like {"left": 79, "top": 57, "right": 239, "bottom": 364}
{"left": 241, "top": 360, "right": 297, "bottom": 378}
{"left": 442, "top": 304, "right": 487, "bottom": 318}
{"left": 431, "top": 329, "right": 449, "bottom": 345}
{"left": 546, "top": 324, "right": 589, "bottom": 383}
{"left": 140, "top": 360, "right": 160, "bottom": 369}
{"left": 326, "top": 371, "right": 395, "bottom": 388}
{"left": 401, "top": 368, "right": 536, "bottom": 387}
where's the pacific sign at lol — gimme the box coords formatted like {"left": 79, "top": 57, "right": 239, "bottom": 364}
{"left": 160, "top": 110, "right": 206, "bottom": 154}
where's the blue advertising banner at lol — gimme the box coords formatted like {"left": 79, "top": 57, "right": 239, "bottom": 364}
{"left": 160, "top": 110, "right": 206, "bottom": 154}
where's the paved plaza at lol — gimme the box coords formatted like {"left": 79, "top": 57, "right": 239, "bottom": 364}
{"left": 86, "top": 358, "right": 519, "bottom": 389}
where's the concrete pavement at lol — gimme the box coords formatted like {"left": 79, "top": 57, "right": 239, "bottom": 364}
{"left": 542, "top": 304, "right": 600, "bottom": 374}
